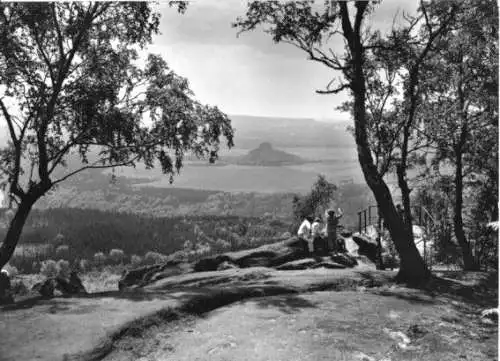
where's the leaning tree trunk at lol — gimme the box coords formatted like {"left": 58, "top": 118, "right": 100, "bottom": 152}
{"left": 453, "top": 147, "right": 478, "bottom": 270}
{"left": 0, "top": 198, "right": 36, "bottom": 270}
{"left": 348, "top": 28, "right": 429, "bottom": 284}
{"left": 352, "top": 89, "right": 429, "bottom": 282}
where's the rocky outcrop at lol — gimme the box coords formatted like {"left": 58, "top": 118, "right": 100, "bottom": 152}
{"left": 118, "top": 237, "right": 366, "bottom": 289}
{"left": 311, "top": 261, "right": 347, "bottom": 269}
{"left": 351, "top": 233, "right": 379, "bottom": 263}
{"left": 276, "top": 257, "right": 349, "bottom": 271}
{"left": 276, "top": 258, "right": 318, "bottom": 270}
{"left": 217, "top": 261, "right": 239, "bottom": 271}
{"left": 0, "top": 271, "right": 13, "bottom": 305}
{"left": 331, "top": 253, "right": 358, "bottom": 268}
{"left": 119, "top": 259, "right": 184, "bottom": 290}
{"left": 193, "top": 237, "right": 309, "bottom": 272}
{"left": 32, "top": 272, "right": 87, "bottom": 298}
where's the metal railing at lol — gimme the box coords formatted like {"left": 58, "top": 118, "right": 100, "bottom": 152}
{"left": 357, "top": 204, "right": 437, "bottom": 268}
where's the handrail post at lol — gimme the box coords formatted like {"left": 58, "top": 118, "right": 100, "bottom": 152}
{"left": 358, "top": 212, "right": 361, "bottom": 234}
{"left": 364, "top": 210, "right": 367, "bottom": 234}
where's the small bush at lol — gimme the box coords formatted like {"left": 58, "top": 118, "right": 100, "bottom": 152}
{"left": 55, "top": 245, "right": 70, "bottom": 259}
{"left": 40, "top": 259, "right": 58, "bottom": 278}
{"left": 109, "top": 249, "right": 125, "bottom": 264}
{"left": 93, "top": 252, "right": 107, "bottom": 266}
{"left": 3, "top": 264, "right": 18, "bottom": 277}
{"left": 56, "top": 259, "right": 71, "bottom": 278}
{"left": 171, "top": 250, "right": 187, "bottom": 262}
{"left": 280, "top": 231, "right": 292, "bottom": 240}
{"left": 130, "top": 254, "right": 142, "bottom": 267}
{"left": 31, "top": 261, "right": 41, "bottom": 273}
{"left": 144, "top": 251, "right": 167, "bottom": 265}
{"left": 79, "top": 259, "right": 90, "bottom": 273}
{"left": 11, "top": 280, "right": 29, "bottom": 296}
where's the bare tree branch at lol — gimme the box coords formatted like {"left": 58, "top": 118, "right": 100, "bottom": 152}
{"left": 0, "top": 99, "right": 18, "bottom": 146}
{"left": 316, "top": 82, "right": 350, "bottom": 94}
{"left": 52, "top": 155, "right": 141, "bottom": 187}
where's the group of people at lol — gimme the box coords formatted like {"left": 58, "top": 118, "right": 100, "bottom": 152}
{"left": 297, "top": 208, "right": 345, "bottom": 255}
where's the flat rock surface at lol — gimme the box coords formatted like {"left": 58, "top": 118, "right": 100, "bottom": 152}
{"left": 0, "top": 268, "right": 390, "bottom": 361}
{"left": 0, "top": 269, "right": 496, "bottom": 361}
{"left": 0, "top": 291, "right": 181, "bottom": 361}
{"left": 104, "top": 291, "right": 498, "bottom": 361}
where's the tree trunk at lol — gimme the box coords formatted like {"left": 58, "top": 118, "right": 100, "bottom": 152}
{"left": 347, "top": 13, "right": 429, "bottom": 283}
{"left": 0, "top": 198, "right": 35, "bottom": 270}
{"left": 453, "top": 148, "right": 478, "bottom": 270}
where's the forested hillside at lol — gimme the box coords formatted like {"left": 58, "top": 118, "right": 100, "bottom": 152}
{"left": 0, "top": 209, "right": 291, "bottom": 259}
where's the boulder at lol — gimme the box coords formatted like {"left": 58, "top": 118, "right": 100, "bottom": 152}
{"left": 193, "top": 237, "right": 309, "bottom": 272}
{"left": 56, "top": 272, "right": 87, "bottom": 295}
{"left": 217, "top": 261, "right": 239, "bottom": 271}
{"left": 119, "top": 259, "right": 184, "bottom": 290}
{"left": 311, "top": 261, "right": 347, "bottom": 269}
{"left": 276, "top": 258, "right": 318, "bottom": 270}
{"left": 330, "top": 252, "right": 358, "bottom": 268}
{"left": 193, "top": 255, "right": 232, "bottom": 272}
{"left": 352, "top": 233, "right": 379, "bottom": 264}
{"left": 0, "top": 271, "right": 13, "bottom": 305}
{"left": 480, "top": 308, "right": 498, "bottom": 324}
{"left": 119, "top": 264, "right": 163, "bottom": 290}
{"left": 33, "top": 273, "right": 87, "bottom": 297}
{"left": 33, "top": 279, "right": 57, "bottom": 298}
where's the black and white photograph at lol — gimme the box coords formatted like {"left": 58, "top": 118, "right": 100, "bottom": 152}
{"left": 0, "top": 1, "right": 498, "bottom": 360}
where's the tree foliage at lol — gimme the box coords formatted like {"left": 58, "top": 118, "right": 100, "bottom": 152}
{"left": 234, "top": 1, "right": 446, "bottom": 281}
{"left": 234, "top": 0, "right": 498, "bottom": 278}
{"left": 416, "top": 0, "right": 498, "bottom": 270}
{"left": 292, "top": 174, "right": 337, "bottom": 223}
{"left": 0, "top": 2, "right": 233, "bottom": 268}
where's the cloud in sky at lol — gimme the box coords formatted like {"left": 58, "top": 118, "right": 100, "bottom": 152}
{"left": 152, "top": 1, "right": 419, "bottom": 120}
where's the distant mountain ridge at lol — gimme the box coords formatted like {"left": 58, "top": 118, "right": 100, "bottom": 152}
{"left": 236, "top": 142, "right": 306, "bottom": 166}
{"left": 228, "top": 115, "right": 354, "bottom": 149}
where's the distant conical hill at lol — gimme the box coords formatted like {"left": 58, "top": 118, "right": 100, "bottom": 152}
{"left": 236, "top": 142, "right": 306, "bottom": 166}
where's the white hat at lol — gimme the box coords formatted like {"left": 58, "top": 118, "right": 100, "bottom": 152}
{"left": 0, "top": 269, "right": 9, "bottom": 277}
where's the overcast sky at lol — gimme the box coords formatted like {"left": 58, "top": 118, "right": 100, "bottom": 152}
{"left": 150, "top": 1, "right": 418, "bottom": 121}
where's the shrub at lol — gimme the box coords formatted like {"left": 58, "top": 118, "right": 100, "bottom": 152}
{"left": 55, "top": 245, "right": 70, "bottom": 259}
{"left": 31, "top": 261, "right": 41, "bottom": 273}
{"left": 171, "top": 250, "right": 187, "bottom": 262}
{"left": 11, "top": 280, "right": 29, "bottom": 296}
{"left": 214, "top": 238, "right": 231, "bottom": 252}
{"left": 93, "top": 252, "right": 107, "bottom": 266}
{"left": 144, "top": 251, "right": 167, "bottom": 265}
{"left": 280, "top": 231, "right": 292, "bottom": 240}
{"left": 183, "top": 240, "right": 193, "bottom": 250}
{"left": 79, "top": 259, "right": 90, "bottom": 273}
{"left": 109, "top": 249, "right": 125, "bottom": 264}
{"left": 3, "top": 264, "right": 18, "bottom": 277}
{"left": 130, "top": 254, "right": 142, "bottom": 267}
{"left": 56, "top": 259, "right": 71, "bottom": 278}
{"left": 40, "top": 259, "right": 58, "bottom": 277}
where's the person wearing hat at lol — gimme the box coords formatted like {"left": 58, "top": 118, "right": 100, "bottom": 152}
{"left": 311, "top": 216, "right": 324, "bottom": 255}
{"left": 325, "top": 208, "right": 343, "bottom": 252}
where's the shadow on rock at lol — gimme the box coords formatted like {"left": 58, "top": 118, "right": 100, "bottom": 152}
{"left": 251, "top": 294, "right": 318, "bottom": 314}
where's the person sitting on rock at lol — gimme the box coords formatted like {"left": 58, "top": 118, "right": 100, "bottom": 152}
{"left": 297, "top": 215, "right": 313, "bottom": 254}
{"left": 311, "top": 217, "right": 324, "bottom": 255}
{"left": 325, "top": 208, "right": 343, "bottom": 253}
